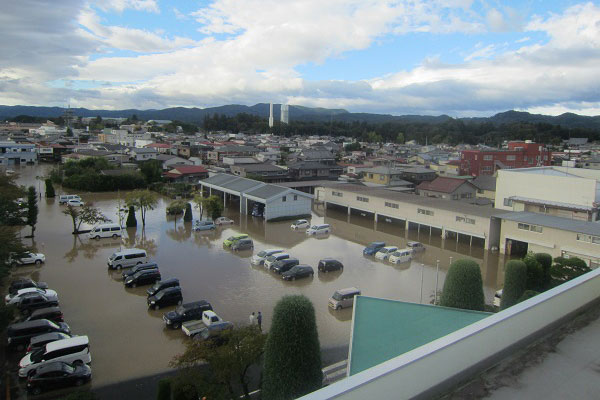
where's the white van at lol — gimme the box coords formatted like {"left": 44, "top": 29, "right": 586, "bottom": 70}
{"left": 107, "top": 248, "right": 148, "bottom": 270}
{"left": 58, "top": 194, "right": 82, "bottom": 205}
{"left": 18, "top": 336, "right": 91, "bottom": 377}
{"left": 264, "top": 253, "right": 290, "bottom": 269}
{"left": 329, "top": 287, "right": 361, "bottom": 310}
{"left": 88, "top": 223, "right": 123, "bottom": 239}
{"left": 388, "top": 248, "right": 413, "bottom": 264}
{"left": 306, "top": 224, "right": 331, "bottom": 235}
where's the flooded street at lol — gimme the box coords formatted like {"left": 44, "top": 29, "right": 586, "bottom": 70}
{"left": 8, "top": 164, "right": 508, "bottom": 388}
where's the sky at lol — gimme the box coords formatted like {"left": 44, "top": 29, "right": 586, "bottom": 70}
{"left": 1, "top": 0, "right": 599, "bottom": 117}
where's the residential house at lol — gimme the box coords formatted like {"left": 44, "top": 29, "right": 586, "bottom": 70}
{"left": 298, "top": 147, "right": 337, "bottom": 166}
{"left": 129, "top": 147, "right": 158, "bottom": 162}
{"left": 416, "top": 177, "right": 478, "bottom": 200}
{"left": 156, "top": 154, "right": 193, "bottom": 170}
{"left": 207, "top": 145, "right": 260, "bottom": 163}
{"left": 472, "top": 175, "right": 497, "bottom": 204}
{"left": 145, "top": 143, "right": 173, "bottom": 154}
{"left": 230, "top": 163, "right": 289, "bottom": 183}
{"left": 163, "top": 165, "right": 209, "bottom": 183}
{"left": 287, "top": 161, "right": 342, "bottom": 181}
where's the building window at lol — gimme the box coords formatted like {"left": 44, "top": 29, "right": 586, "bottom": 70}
{"left": 417, "top": 208, "right": 434, "bottom": 216}
{"left": 518, "top": 223, "right": 543, "bottom": 233}
{"left": 503, "top": 198, "right": 513, "bottom": 207}
{"left": 456, "top": 216, "right": 475, "bottom": 224}
{"left": 385, "top": 202, "right": 399, "bottom": 209}
{"left": 507, "top": 155, "right": 516, "bottom": 161}
{"left": 293, "top": 195, "right": 297, "bottom": 201}
{"left": 282, "top": 196, "right": 286, "bottom": 202}
{"left": 577, "top": 234, "right": 600, "bottom": 244}
{"left": 357, "top": 196, "right": 369, "bottom": 202}
{"left": 482, "top": 166, "right": 492, "bottom": 172}
{"left": 483, "top": 155, "right": 493, "bottom": 161}
{"left": 332, "top": 191, "right": 343, "bottom": 197}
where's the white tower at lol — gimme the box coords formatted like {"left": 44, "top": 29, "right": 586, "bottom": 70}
{"left": 269, "top": 103, "right": 274, "bottom": 128}
{"left": 281, "top": 104, "right": 289, "bottom": 124}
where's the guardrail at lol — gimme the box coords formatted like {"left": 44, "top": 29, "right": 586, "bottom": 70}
{"left": 300, "top": 267, "right": 600, "bottom": 400}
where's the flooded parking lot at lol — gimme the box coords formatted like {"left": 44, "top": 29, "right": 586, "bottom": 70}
{"left": 7, "top": 165, "right": 509, "bottom": 388}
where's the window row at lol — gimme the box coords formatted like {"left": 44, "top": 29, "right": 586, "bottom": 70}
{"left": 576, "top": 234, "right": 600, "bottom": 245}
{"left": 417, "top": 208, "right": 434, "bottom": 216}
{"left": 517, "top": 223, "right": 543, "bottom": 233}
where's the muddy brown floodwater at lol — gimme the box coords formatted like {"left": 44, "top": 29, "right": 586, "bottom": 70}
{"left": 7, "top": 164, "right": 509, "bottom": 388}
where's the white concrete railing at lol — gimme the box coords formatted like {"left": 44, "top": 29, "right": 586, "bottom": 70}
{"left": 300, "top": 267, "right": 600, "bottom": 400}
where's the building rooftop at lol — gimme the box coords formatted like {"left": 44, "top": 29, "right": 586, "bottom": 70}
{"left": 417, "top": 176, "right": 472, "bottom": 193}
{"left": 244, "top": 184, "right": 290, "bottom": 200}
{"left": 350, "top": 296, "right": 490, "bottom": 376}
{"left": 498, "top": 211, "right": 600, "bottom": 236}
{"left": 472, "top": 175, "right": 497, "bottom": 191}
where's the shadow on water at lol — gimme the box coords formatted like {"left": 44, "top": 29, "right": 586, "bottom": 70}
{"left": 328, "top": 307, "right": 353, "bottom": 322}
{"left": 317, "top": 270, "right": 343, "bottom": 283}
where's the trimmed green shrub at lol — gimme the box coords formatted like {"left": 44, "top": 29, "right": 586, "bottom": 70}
{"left": 523, "top": 253, "right": 544, "bottom": 291}
{"left": 45, "top": 178, "right": 55, "bottom": 198}
{"left": 518, "top": 290, "right": 540, "bottom": 303}
{"left": 126, "top": 205, "right": 137, "bottom": 227}
{"left": 501, "top": 260, "right": 527, "bottom": 310}
{"left": 534, "top": 253, "right": 553, "bottom": 290}
{"left": 156, "top": 378, "right": 171, "bottom": 400}
{"left": 551, "top": 256, "right": 591, "bottom": 285}
{"left": 183, "top": 203, "right": 193, "bottom": 222}
{"left": 263, "top": 295, "right": 322, "bottom": 400}
{"left": 439, "top": 259, "right": 485, "bottom": 311}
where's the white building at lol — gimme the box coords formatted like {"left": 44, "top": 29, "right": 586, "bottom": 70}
{"left": 0, "top": 141, "right": 37, "bottom": 165}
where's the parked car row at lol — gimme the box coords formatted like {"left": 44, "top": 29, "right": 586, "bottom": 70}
{"left": 364, "top": 241, "right": 425, "bottom": 264}
{"left": 223, "top": 233, "right": 254, "bottom": 251}
{"left": 5, "top": 278, "right": 92, "bottom": 396}
{"left": 252, "top": 249, "right": 346, "bottom": 281}
{"left": 290, "top": 220, "right": 332, "bottom": 236}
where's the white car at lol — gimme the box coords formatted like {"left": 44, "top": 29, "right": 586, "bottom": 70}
{"left": 291, "top": 219, "right": 310, "bottom": 230}
{"left": 9, "top": 252, "right": 45, "bottom": 266}
{"left": 407, "top": 241, "right": 426, "bottom": 253}
{"left": 306, "top": 224, "right": 331, "bottom": 235}
{"left": 388, "top": 249, "right": 413, "bottom": 264}
{"left": 67, "top": 199, "right": 84, "bottom": 207}
{"left": 6, "top": 288, "right": 58, "bottom": 305}
{"left": 214, "top": 217, "right": 234, "bottom": 225}
{"left": 375, "top": 246, "right": 399, "bottom": 261}
{"left": 251, "top": 249, "right": 284, "bottom": 266}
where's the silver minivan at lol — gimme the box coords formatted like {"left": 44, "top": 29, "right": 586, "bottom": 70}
{"left": 58, "top": 194, "right": 82, "bottom": 205}
{"left": 107, "top": 248, "right": 148, "bottom": 270}
{"left": 328, "top": 287, "right": 361, "bottom": 310}
{"left": 88, "top": 223, "right": 123, "bottom": 239}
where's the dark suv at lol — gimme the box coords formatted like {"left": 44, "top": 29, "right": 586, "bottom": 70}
{"left": 9, "top": 279, "right": 48, "bottom": 295}
{"left": 282, "top": 265, "right": 314, "bottom": 281}
{"left": 124, "top": 269, "right": 161, "bottom": 288}
{"left": 25, "top": 306, "right": 64, "bottom": 323}
{"left": 271, "top": 258, "right": 300, "bottom": 274}
{"left": 318, "top": 259, "right": 344, "bottom": 272}
{"left": 147, "top": 278, "right": 180, "bottom": 297}
{"left": 163, "top": 301, "right": 212, "bottom": 329}
{"left": 148, "top": 287, "right": 183, "bottom": 310}
{"left": 7, "top": 320, "right": 71, "bottom": 350}
{"left": 122, "top": 262, "right": 158, "bottom": 280}
{"left": 18, "top": 294, "right": 59, "bottom": 316}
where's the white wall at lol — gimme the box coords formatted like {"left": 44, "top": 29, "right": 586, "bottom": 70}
{"left": 299, "top": 267, "right": 600, "bottom": 400}
{"left": 265, "top": 193, "right": 312, "bottom": 220}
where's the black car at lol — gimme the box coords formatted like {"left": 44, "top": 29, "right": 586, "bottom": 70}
{"left": 7, "top": 320, "right": 71, "bottom": 350}
{"left": 27, "top": 332, "right": 72, "bottom": 353}
{"left": 163, "top": 300, "right": 212, "bottom": 329}
{"left": 148, "top": 287, "right": 183, "bottom": 310}
{"left": 231, "top": 238, "right": 254, "bottom": 251}
{"left": 147, "top": 278, "right": 180, "bottom": 297}
{"left": 282, "top": 265, "right": 314, "bottom": 281}
{"left": 27, "top": 361, "right": 92, "bottom": 395}
{"left": 17, "top": 293, "right": 59, "bottom": 316}
{"left": 25, "top": 306, "right": 63, "bottom": 323}
{"left": 318, "top": 258, "right": 344, "bottom": 272}
{"left": 9, "top": 279, "right": 48, "bottom": 295}
{"left": 124, "top": 269, "right": 161, "bottom": 288}
{"left": 271, "top": 258, "right": 300, "bottom": 274}
{"left": 122, "top": 262, "right": 158, "bottom": 280}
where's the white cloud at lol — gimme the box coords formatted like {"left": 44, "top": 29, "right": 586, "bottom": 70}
{"left": 93, "top": 0, "right": 159, "bottom": 13}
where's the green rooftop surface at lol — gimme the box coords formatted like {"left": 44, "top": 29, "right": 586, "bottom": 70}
{"left": 349, "top": 296, "right": 491, "bottom": 376}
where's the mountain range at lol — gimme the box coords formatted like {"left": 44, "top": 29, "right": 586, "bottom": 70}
{"left": 1, "top": 104, "right": 599, "bottom": 131}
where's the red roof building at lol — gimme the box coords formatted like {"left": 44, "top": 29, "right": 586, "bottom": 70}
{"left": 163, "top": 165, "right": 209, "bottom": 183}
{"left": 416, "top": 176, "right": 478, "bottom": 200}
{"left": 460, "top": 141, "right": 551, "bottom": 176}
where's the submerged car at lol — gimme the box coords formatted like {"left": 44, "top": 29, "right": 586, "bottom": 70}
{"left": 250, "top": 249, "right": 283, "bottom": 266}
{"left": 282, "top": 265, "right": 314, "bottom": 281}
{"left": 26, "top": 361, "right": 92, "bottom": 395}
{"left": 374, "top": 246, "right": 398, "bottom": 261}
{"left": 9, "top": 252, "right": 46, "bottom": 266}
{"left": 6, "top": 288, "right": 58, "bottom": 305}
{"left": 223, "top": 234, "right": 249, "bottom": 248}
{"left": 363, "top": 241, "right": 386, "bottom": 256}
{"left": 193, "top": 220, "right": 216, "bottom": 231}
{"left": 407, "top": 241, "right": 426, "bottom": 253}
{"left": 214, "top": 217, "right": 234, "bottom": 225}
{"left": 9, "top": 279, "right": 48, "bottom": 296}
{"left": 388, "top": 249, "right": 413, "bottom": 264}
{"left": 232, "top": 238, "right": 253, "bottom": 251}
{"left": 290, "top": 219, "right": 310, "bottom": 230}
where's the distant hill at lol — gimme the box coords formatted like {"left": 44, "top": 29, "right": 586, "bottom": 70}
{"left": 0, "top": 104, "right": 598, "bottom": 130}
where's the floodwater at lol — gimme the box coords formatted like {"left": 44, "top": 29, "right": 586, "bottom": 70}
{"left": 6, "top": 164, "right": 509, "bottom": 388}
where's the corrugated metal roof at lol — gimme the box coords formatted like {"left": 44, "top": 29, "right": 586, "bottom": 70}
{"left": 498, "top": 211, "right": 600, "bottom": 235}
{"left": 222, "top": 178, "right": 264, "bottom": 193}
{"left": 244, "top": 185, "right": 289, "bottom": 200}
{"left": 510, "top": 196, "right": 593, "bottom": 212}
{"left": 201, "top": 173, "right": 239, "bottom": 186}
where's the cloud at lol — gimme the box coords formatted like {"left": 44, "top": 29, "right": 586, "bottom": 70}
{"left": 93, "top": 0, "right": 159, "bottom": 13}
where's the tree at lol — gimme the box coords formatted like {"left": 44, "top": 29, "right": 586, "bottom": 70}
{"left": 534, "top": 253, "right": 553, "bottom": 290}
{"left": 156, "top": 379, "right": 172, "bottom": 400}
{"left": 26, "top": 186, "right": 38, "bottom": 238}
{"left": 45, "top": 178, "right": 55, "bottom": 198}
{"left": 167, "top": 200, "right": 187, "bottom": 215}
{"left": 126, "top": 205, "right": 137, "bottom": 227}
{"left": 183, "top": 203, "right": 193, "bottom": 222}
{"left": 523, "top": 253, "right": 544, "bottom": 292}
{"left": 263, "top": 295, "right": 322, "bottom": 400}
{"left": 501, "top": 260, "right": 527, "bottom": 310}
{"left": 63, "top": 203, "right": 110, "bottom": 234}
{"left": 0, "top": 173, "right": 25, "bottom": 225}
{"left": 171, "top": 326, "right": 266, "bottom": 399}
{"left": 194, "top": 194, "right": 223, "bottom": 220}
{"left": 439, "top": 259, "right": 485, "bottom": 311}
{"left": 551, "top": 256, "right": 591, "bottom": 285}
{"left": 344, "top": 142, "right": 361, "bottom": 152}
{"left": 66, "top": 127, "right": 73, "bottom": 137}
{"left": 126, "top": 190, "right": 158, "bottom": 227}
{"left": 396, "top": 132, "right": 405, "bottom": 144}
{"left": 140, "top": 159, "right": 163, "bottom": 184}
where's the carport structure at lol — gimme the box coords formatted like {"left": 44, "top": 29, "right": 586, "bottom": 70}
{"left": 200, "top": 173, "right": 313, "bottom": 220}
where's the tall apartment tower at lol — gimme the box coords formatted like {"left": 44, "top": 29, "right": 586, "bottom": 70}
{"left": 269, "top": 103, "right": 274, "bottom": 128}
{"left": 280, "top": 104, "right": 289, "bottom": 124}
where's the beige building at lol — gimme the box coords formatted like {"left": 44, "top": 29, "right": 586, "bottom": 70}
{"left": 499, "top": 212, "right": 600, "bottom": 267}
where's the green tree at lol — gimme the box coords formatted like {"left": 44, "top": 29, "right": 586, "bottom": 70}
{"left": 194, "top": 194, "right": 223, "bottom": 220}
{"left": 26, "top": 186, "right": 38, "bottom": 238}
{"left": 501, "top": 260, "right": 528, "bottom": 310}
{"left": 156, "top": 379, "right": 171, "bottom": 400}
{"left": 183, "top": 203, "right": 193, "bottom": 222}
{"left": 344, "top": 142, "right": 361, "bottom": 152}
{"left": 534, "top": 253, "right": 553, "bottom": 290}
{"left": 439, "top": 259, "right": 485, "bottom": 311}
{"left": 140, "top": 159, "right": 163, "bottom": 184}
{"left": 126, "top": 190, "right": 158, "bottom": 227}
{"left": 66, "top": 127, "right": 73, "bottom": 137}
{"left": 171, "top": 326, "right": 266, "bottom": 399}
{"left": 263, "top": 295, "right": 322, "bottom": 400}
{"left": 45, "top": 178, "right": 55, "bottom": 198}
{"left": 62, "top": 203, "right": 110, "bottom": 234}
{"left": 551, "top": 256, "right": 591, "bottom": 285}
{"left": 126, "top": 205, "right": 137, "bottom": 228}
{"left": 0, "top": 173, "right": 25, "bottom": 225}
{"left": 167, "top": 200, "right": 187, "bottom": 215}
{"left": 396, "top": 132, "right": 405, "bottom": 144}
{"left": 523, "top": 253, "right": 544, "bottom": 292}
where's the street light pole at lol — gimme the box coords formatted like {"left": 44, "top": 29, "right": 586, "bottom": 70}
{"left": 435, "top": 259, "right": 440, "bottom": 304}
{"left": 419, "top": 263, "right": 425, "bottom": 304}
